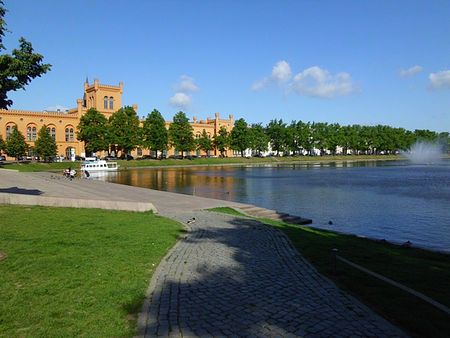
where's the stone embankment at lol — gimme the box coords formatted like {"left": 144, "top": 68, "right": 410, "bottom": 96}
{"left": 235, "top": 204, "right": 312, "bottom": 225}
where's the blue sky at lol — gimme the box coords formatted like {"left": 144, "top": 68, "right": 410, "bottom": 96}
{"left": 3, "top": 0, "right": 450, "bottom": 132}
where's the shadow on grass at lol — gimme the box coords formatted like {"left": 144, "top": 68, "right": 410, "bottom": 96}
{"left": 266, "top": 219, "right": 450, "bottom": 337}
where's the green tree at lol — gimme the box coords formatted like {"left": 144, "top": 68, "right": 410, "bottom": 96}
{"left": 77, "top": 108, "right": 109, "bottom": 156}
{"left": 0, "top": 134, "right": 5, "bottom": 154}
{"left": 142, "top": 109, "right": 168, "bottom": 159}
{"left": 230, "top": 118, "right": 250, "bottom": 157}
{"left": 109, "top": 106, "right": 141, "bottom": 157}
{"left": 311, "top": 122, "right": 328, "bottom": 156}
{"left": 5, "top": 127, "right": 27, "bottom": 160}
{"left": 414, "top": 129, "right": 438, "bottom": 143}
{"left": 168, "top": 111, "right": 195, "bottom": 158}
{"left": 214, "top": 126, "right": 230, "bottom": 157}
{"left": 266, "top": 119, "right": 287, "bottom": 156}
{"left": 248, "top": 123, "right": 268, "bottom": 155}
{"left": 340, "top": 125, "right": 357, "bottom": 155}
{"left": 0, "top": 1, "right": 51, "bottom": 109}
{"left": 296, "top": 121, "right": 313, "bottom": 155}
{"left": 347, "top": 124, "right": 362, "bottom": 154}
{"left": 326, "top": 123, "right": 341, "bottom": 155}
{"left": 34, "top": 125, "right": 57, "bottom": 162}
{"left": 196, "top": 129, "right": 213, "bottom": 155}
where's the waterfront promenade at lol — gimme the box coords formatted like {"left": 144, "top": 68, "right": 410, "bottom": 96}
{"left": 0, "top": 169, "right": 406, "bottom": 337}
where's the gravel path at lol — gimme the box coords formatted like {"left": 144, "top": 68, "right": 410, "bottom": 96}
{"left": 138, "top": 210, "right": 406, "bottom": 337}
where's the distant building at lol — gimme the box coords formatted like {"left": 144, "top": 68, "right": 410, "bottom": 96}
{"left": 0, "top": 79, "right": 234, "bottom": 159}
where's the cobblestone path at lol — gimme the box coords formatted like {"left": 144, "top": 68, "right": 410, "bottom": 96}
{"left": 138, "top": 210, "right": 406, "bottom": 337}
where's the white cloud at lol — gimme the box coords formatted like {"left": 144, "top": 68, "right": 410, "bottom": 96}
{"left": 292, "top": 66, "right": 356, "bottom": 98}
{"left": 174, "top": 75, "right": 199, "bottom": 93}
{"left": 251, "top": 60, "right": 291, "bottom": 91}
{"left": 44, "top": 105, "right": 69, "bottom": 112}
{"left": 399, "top": 65, "right": 423, "bottom": 77}
{"left": 429, "top": 70, "right": 450, "bottom": 89}
{"left": 271, "top": 60, "right": 292, "bottom": 82}
{"left": 252, "top": 61, "right": 356, "bottom": 98}
{"left": 168, "top": 75, "right": 199, "bottom": 110}
{"left": 169, "top": 92, "right": 191, "bottom": 109}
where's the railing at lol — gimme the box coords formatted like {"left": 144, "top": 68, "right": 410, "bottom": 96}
{"left": 331, "top": 248, "right": 450, "bottom": 316}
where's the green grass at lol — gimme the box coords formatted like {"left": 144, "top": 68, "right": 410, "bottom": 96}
{"left": 0, "top": 205, "right": 183, "bottom": 337}
{"left": 207, "top": 207, "right": 248, "bottom": 217}
{"left": 0, "top": 154, "right": 403, "bottom": 172}
{"left": 0, "top": 161, "right": 70, "bottom": 172}
{"left": 209, "top": 208, "right": 450, "bottom": 337}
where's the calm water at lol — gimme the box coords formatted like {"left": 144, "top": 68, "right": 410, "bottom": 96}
{"left": 99, "top": 160, "right": 450, "bottom": 252}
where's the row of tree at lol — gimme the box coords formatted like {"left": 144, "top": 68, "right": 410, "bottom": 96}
{"left": 240, "top": 119, "right": 450, "bottom": 156}
{"left": 1, "top": 107, "right": 448, "bottom": 161}
{"left": 77, "top": 108, "right": 449, "bottom": 158}
{"left": 77, "top": 107, "right": 231, "bottom": 158}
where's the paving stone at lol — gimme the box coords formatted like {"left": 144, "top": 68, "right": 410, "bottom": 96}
{"left": 137, "top": 210, "right": 408, "bottom": 338}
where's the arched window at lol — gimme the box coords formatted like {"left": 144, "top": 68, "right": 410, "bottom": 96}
{"left": 27, "top": 125, "right": 37, "bottom": 141}
{"left": 6, "top": 124, "right": 16, "bottom": 138}
{"left": 65, "top": 126, "right": 74, "bottom": 142}
{"left": 103, "top": 96, "right": 108, "bottom": 109}
{"left": 47, "top": 126, "right": 56, "bottom": 140}
{"left": 109, "top": 96, "right": 114, "bottom": 110}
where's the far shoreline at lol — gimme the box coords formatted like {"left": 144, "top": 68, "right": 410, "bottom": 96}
{"left": 2, "top": 153, "right": 449, "bottom": 173}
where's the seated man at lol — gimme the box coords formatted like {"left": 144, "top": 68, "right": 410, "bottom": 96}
{"left": 69, "top": 169, "right": 76, "bottom": 180}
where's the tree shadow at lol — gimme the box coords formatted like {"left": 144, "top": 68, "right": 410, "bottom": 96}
{"left": 141, "top": 215, "right": 403, "bottom": 337}
{"left": 0, "top": 187, "right": 43, "bottom": 195}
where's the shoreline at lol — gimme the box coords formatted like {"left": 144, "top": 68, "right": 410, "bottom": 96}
{"left": 118, "top": 157, "right": 403, "bottom": 170}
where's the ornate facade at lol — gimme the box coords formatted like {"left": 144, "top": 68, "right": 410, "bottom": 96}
{"left": 0, "top": 79, "right": 234, "bottom": 159}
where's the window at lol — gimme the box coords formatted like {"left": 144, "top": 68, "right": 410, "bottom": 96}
{"left": 6, "top": 124, "right": 16, "bottom": 138}
{"left": 103, "top": 96, "right": 108, "bottom": 109}
{"left": 65, "top": 126, "right": 74, "bottom": 142}
{"left": 109, "top": 97, "right": 114, "bottom": 110}
{"left": 27, "top": 125, "right": 37, "bottom": 141}
{"left": 47, "top": 126, "right": 56, "bottom": 140}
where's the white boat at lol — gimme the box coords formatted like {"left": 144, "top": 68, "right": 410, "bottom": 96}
{"left": 80, "top": 158, "right": 119, "bottom": 172}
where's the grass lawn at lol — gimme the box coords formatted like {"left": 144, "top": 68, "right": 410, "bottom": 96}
{"left": 211, "top": 207, "right": 450, "bottom": 338}
{"left": 0, "top": 154, "right": 403, "bottom": 172}
{"left": 0, "top": 205, "right": 183, "bottom": 337}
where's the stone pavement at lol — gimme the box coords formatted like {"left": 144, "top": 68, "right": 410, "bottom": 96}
{"left": 138, "top": 210, "right": 407, "bottom": 337}
{"left": 0, "top": 169, "right": 245, "bottom": 213}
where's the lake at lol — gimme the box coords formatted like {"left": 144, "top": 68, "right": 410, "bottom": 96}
{"left": 98, "top": 160, "right": 450, "bottom": 252}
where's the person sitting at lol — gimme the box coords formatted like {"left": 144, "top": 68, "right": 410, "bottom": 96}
{"left": 69, "top": 169, "right": 76, "bottom": 180}
{"left": 63, "top": 168, "right": 70, "bottom": 178}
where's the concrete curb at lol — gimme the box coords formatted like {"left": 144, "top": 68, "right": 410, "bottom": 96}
{"left": 0, "top": 193, "right": 157, "bottom": 213}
